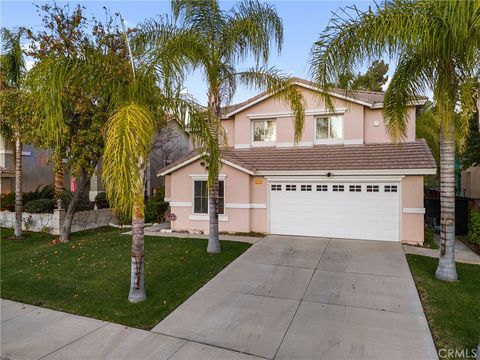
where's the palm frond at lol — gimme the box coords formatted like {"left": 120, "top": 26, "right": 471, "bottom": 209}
{"left": 102, "top": 104, "right": 157, "bottom": 217}
{"left": 238, "top": 67, "right": 305, "bottom": 142}
{"left": 0, "top": 28, "right": 26, "bottom": 88}
{"left": 223, "top": 0, "right": 283, "bottom": 65}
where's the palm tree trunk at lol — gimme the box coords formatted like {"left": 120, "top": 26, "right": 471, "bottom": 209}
{"left": 435, "top": 122, "right": 458, "bottom": 281}
{"left": 14, "top": 135, "right": 22, "bottom": 238}
{"left": 54, "top": 160, "right": 64, "bottom": 198}
{"left": 59, "top": 167, "right": 90, "bottom": 242}
{"left": 128, "top": 200, "right": 146, "bottom": 303}
{"left": 207, "top": 176, "right": 221, "bottom": 253}
{"left": 207, "top": 90, "right": 221, "bottom": 254}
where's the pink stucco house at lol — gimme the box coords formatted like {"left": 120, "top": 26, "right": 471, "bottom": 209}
{"left": 159, "top": 79, "right": 436, "bottom": 244}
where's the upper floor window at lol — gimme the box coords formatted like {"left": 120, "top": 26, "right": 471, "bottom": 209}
{"left": 315, "top": 115, "right": 343, "bottom": 141}
{"left": 252, "top": 119, "right": 276, "bottom": 144}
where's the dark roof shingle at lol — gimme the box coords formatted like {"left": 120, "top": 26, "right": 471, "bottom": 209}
{"left": 159, "top": 139, "right": 436, "bottom": 175}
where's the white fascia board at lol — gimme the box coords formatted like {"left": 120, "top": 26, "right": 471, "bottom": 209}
{"left": 158, "top": 154, "right": 202, "bottom": 176}
{"left": 158, "top": 154, "right": 254, "bottom": 176}
{"left": 223, "top": 83, "right": 374, "bottom": 118}
{"left": 222, "top": 160, "right": 255, "bottom": 175}
{"left": 257, "top": 168, "right": 436, "bottom": 176}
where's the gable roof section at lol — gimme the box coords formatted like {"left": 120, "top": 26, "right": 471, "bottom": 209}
{"left": 158, "top": 139, "right": 436, "bottom": 176}
{"left": 221, "top": 77, "right": 428, "bottom": 119}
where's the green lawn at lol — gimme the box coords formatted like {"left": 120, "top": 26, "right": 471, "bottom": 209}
{"left": 0, "top": 227, "right": 250, "bottom": 329}
{"left": 406, "top": 255, "right": 480, "bottom": 356}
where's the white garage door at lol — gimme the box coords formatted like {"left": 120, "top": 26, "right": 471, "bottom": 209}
{"left": 269, "top": 182, "right": 400, "bottom": 241}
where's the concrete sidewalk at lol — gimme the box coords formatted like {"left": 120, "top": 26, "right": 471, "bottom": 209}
{"left": 403, "top": 236, "right": 480, "bottom": 265}
{"left": 0, "top": 300, "right": 260, "bottom": 360}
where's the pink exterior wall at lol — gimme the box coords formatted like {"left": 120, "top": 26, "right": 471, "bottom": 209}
{"left": 228, "top": 86, "right": 417, "bottom": 147}
{"left": 364, "top": 107, "right": 416, "bottom": 143}
{"left": 401, "top": 176, "right": 425, "bottom": 244}
{"left": 168, "top": 159, "right": 255, "bottom": 234}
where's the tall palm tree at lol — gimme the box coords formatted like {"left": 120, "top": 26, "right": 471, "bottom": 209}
{"left": 102, "top": 16, "right": 213, "bottom": 302}
{"left": 0, "top": 28, "right": 27, "bottom": 239}
{"left": 309, "top": 0, "right": 479, "bottom": 281}
{"left": 141, "top": 0, "right": 305, "bottom": 253}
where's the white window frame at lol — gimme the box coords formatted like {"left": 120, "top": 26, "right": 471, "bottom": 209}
{"left": 251, "top": 118, "right": 276, "bottom": 147}
{"left": 191, "top": 176, "right": 226, "bottom": 215}
{"left": 314, "top": 114, "right": 344, "bottom": 144}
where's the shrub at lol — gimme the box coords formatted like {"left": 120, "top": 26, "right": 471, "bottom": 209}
{"left": 471, "top": 210, "right": 480, "bottom": 245}
{"left": 94, "top": 192, "right": 109, "bottom": 209}
{"left": 145, "top": 201, "right": 169, "bottom": 223}
{"left": 23, "top": 184, "right": 55, "bottom": 204}
{"left": 57, "top": 190, "right": 92, "bottom": 212}
{"left": 1, "top": 192, "right": 15, "bottom": 211}
{"left": 23, "top": 199, "right": 56, "bottom": 213}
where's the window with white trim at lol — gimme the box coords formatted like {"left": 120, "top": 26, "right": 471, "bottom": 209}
{"left": 252, "top": 119, "right": 276, "bottom": 143}
{"left": 366, "top": 185, "right": 379, "bottom": 192}
{"left": 194, "top": 180, "right": 224, "bottom": 214}
{"left": 384, "top": 185, "right": 398, "bottom": 192}
{"left": 317, "top": 185, "right": 328, "bottom": 191}
{"left": 333, "top": 185, "right": 344, "bottom": 192}
{"left": 271, "top": 184, "right": 282, "bottom": 191}
{"left": 286, "top": 184, "right": 296, "bottom": 191}
{"left": 301, "top": 185, "right": 312, "bottom": 191}
{"left": 315, "top": 115, "right": 343, "bottom": 140}
{"left": 349, "top": 185, "right": 362, "bottom": 192}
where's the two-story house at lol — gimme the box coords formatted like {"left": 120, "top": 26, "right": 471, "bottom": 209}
{"left": 159, "top": 78, "right": 436, "bottom": 244}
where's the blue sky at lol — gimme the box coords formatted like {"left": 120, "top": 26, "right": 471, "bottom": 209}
{"left": 1, "top": 0, "right": 380, "bottom": 105}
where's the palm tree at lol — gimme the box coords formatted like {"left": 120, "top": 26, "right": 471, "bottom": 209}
{"left": 309, "top": 0, "right": 479, "bottom": 281}
{"left": 140, "top": 0, "right": 306, "bottom": 253}
{"left": 0, "top": 28, "right": 27, "bottom": 239}
{"left": 102, "top": 16, "right": 212, "bottom": 302}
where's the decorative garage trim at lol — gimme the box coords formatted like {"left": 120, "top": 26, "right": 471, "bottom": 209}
{"left": 266, "top": 175, "right": 405, "bottom": 182}
{"left": 258, "top": 168, "right": 436, "bottom": 176}
{"left": 170, "top": 201, "right": 192, "bottom": 207}
{"left": 188, "top": 214, "right": 229, "bottom": 221}
{"left": 403, "top": 207, "right": 425, "bottom": 214}
{"left": 225, "top": 203, "right": 267, "bottom": 209}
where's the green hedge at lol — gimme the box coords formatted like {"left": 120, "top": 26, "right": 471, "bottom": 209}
{"left": 1, "top": 184, "right": 55, "bottom": 211}
{"left": 23, "top": 199, "right": 56, "bottom": 213}
{"left": 94, "top": 192, "right": 109, "bottom": 209}
{"left": 471, "top": 210, "right": 480, "bottom": 245}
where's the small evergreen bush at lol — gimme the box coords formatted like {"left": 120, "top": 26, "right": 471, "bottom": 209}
{"left": 94, "top": 192, "right": 109, "bottom": 209}
{"left": 23, "top": 199, "right": 56, "bottom": 213}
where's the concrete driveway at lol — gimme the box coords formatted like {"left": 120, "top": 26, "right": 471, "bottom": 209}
{"left": 152, "top": 235, "right": 438, "bottom": 360}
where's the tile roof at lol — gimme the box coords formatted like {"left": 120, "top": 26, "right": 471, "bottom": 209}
{"left": 158, "top": 139, "right": 436, "bottom": 175}
{"left": 220, "top": 77, "right": 428, "bottom": 117}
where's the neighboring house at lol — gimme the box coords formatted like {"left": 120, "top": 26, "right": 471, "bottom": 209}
{"left": 159, "top": 78, "right": 436, "bottom": 244}
{"left": 146, "top": 120, "right": 191, "bottom": 198}
{"left": 0, "top": 122, "right": 190, "bottom": 199}
{"left": 0, "top": 134, "right": 71, "bottom": 194}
